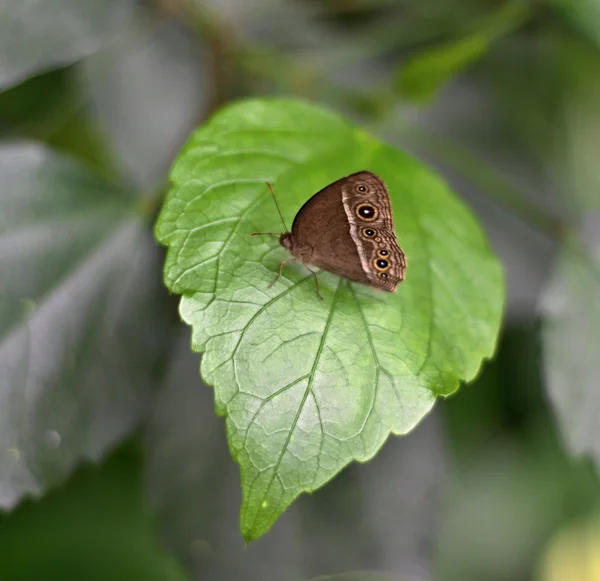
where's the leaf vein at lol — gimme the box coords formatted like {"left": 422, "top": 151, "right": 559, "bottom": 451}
{"left": 253, "top": 279, "right": 343, "bottom": 517}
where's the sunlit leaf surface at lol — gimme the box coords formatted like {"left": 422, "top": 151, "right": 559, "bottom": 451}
{"left": 156, "top": 98, "right": 504, "bottom": 539}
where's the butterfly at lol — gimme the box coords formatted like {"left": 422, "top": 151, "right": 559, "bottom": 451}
{"left": 252, "top": 171, "right": 406, "bottom": 297}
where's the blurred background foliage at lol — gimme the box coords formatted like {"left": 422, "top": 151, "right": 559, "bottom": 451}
{"left": 1, "top": 0, "right": 600, "bottom": 580}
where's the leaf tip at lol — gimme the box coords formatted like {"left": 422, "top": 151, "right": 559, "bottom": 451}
{"left": 240, "top": 512, "right": 267, "bottom": 543}
{"left": 240, "top": 492, "right": 284, "bottom": 542}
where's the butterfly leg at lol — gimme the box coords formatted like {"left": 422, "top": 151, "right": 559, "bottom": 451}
{"left": 268, "top": 258, "right": 297, "bottom": 289}
{"left": 305, "top": 266, "right": 323, "bottom": 300}
{"left": 250, "top": 232, "right": 280, "bottom": 237}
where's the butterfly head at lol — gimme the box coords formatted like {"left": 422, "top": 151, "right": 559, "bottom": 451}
{"left": 279, "top": 232, "right": 293, "bottom": 252}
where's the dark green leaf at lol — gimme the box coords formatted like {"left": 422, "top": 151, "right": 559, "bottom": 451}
{"left": 554, "top": 0, "right": 600, "bottom": 50}
{"left": 0, "top": 0, "right": 134, "bottom": 90}
{"left": 155, "top": 98, "right": 504, "bottom": 540}
{"left": 397, "top": 33, "right": 489, "bottom": 103}
{"left": 80, "top": 18, "right": 208, "bottom": 190}
{"left": 0, "top": 143, "right": 172, "bottom": 508}
{"left": 540, "top": 218, "right": 600, "bottom": 468}
{"left": 396, "top": 0, "right": 530, "bottom": 103}
{"left": 0, "top": 442, "right": 187, "bottom": 581}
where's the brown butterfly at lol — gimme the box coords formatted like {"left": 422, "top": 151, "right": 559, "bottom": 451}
{"left": 252, "top": 171, "right": 406, "bottom": 297}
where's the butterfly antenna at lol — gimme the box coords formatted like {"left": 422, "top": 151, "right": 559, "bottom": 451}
{"left": 266, "top": 181, "right": 289, "bottom": 232}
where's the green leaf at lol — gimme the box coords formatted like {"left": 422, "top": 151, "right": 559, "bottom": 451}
{"left": 396, "top": 0, "right": 530, "bottom": 103}
{"left": 0, "top": 442, "right": 187, "bottom": 581}
{"left": 397, "top": 34, "right": 489, "bottom": 103}
{"left": 0, "top": 0, "right": 135, "bottom": 90}
{"left": 155, "top": 98, "right": 504, "bottom": 540}
{"left": 554, "top": 0, "right": 600, "bottom": 50}
{"left": 540, "top": 217, "right": 600, "bottom": 468}
{"left": 146, "top": 332, "right": 444, "bottom": 576}
{"left": 0, "top": 143, "right": 172, "bottom": 508}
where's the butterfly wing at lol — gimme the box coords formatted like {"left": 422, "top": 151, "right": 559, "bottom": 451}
{"left": 289, "top": 177, "right": 373, "bottom": 286}
{"left": 288, "top": 171, "right": 406, "bottom": 291}
{"left": 339, "top": 171, "right": 406, "bottom": 291}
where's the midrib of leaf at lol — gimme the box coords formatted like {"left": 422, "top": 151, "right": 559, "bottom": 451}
{"left": 0, "top": 217, "right": 138, "bottom": 346}
{"left": 64, "top": 225, "right": 150, "bottom": 440}
{"left": 96, "top": 221, "right": 148, "bottom": 333}
{"left": 243, "top": 279, "right": 343, "bottom": 533}
{"left": 240, "top": 374, "right": 311, "bottom": 453}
